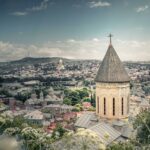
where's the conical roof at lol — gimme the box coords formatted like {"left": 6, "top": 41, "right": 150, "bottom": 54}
{"left": 95, "top": 44, "right": 130, "bottom": 83}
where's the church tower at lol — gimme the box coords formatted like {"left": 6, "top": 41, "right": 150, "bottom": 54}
{"left": 95, "top": 34, "right": 130, "bottom": 119}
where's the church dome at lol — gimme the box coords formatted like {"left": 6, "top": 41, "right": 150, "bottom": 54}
{"left": 95, "top": 44, "right": 130, "bottom": 83}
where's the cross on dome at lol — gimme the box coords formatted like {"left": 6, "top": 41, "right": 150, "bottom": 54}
{"left": 108, "top": 33, "right": 113, "bottom": 45}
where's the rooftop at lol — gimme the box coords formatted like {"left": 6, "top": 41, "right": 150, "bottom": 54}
{"left": 95, "top": 44, "right": 130, "bottom": 83}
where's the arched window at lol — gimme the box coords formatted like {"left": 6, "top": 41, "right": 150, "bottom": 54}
{"left": 97, "top": 96, "right": 99, "bottom": 113}
{"left": 127, "top": 95, "right": 129, "bottom": 114}
{"left": 113, "top": 98, "right": 115, "bottom": 116}
{"left": 122, "top": 98, "right": 124, "bottom": 115}
{"left": 104, "top": 98, "right": 106, "bottom": 115}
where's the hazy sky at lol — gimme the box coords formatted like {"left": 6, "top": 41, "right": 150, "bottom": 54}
{"left": 0, "top": 0, "right": 150, "bottom": 61}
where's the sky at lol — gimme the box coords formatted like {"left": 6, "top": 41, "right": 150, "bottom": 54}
{"left": 0, "top": 0, "right": 150, "bottom": 61}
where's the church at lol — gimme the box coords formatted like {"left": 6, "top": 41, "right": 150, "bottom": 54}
{"left": 95, "top": 34, "right": 130, "bottom": 119}
{"left": 75, "top": 35, "right": 132, "bottom": 146}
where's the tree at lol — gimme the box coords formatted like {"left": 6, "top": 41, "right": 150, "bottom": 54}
{"left": 4, "top": 127, "right": 20, "bottom": 136}
{"left": 83, "top": 97, "right": 91, "bottom": 102}
{"left": 52, "top": 124, "right": 66, "bottom": 140}
{"left": 107, "top": 141, "right": 134, "bottom": 150}
{"left": 0, "top": 115, "right": 13, "bottom": 133}
{"left": 0, "top": 115, "right": 26, "bottom": 134}
{"left": 67, "top": 91, "right": 80, "bottom": 106}
{"left": 77, "top": 88, "right": 89, "bottom": 99}
{"left": 63, "top": 98, "right": 72, "bottom": 105}
{"left": 64, "top": 88, "right": 89, "bottom": 106}
{"left": 83, "top": 80, "right": 90, "bottom": 86}
{"left": 43, "top": 88, "right": 49, "bottom": 98}
{"left": 51, "top": 128, "right": 105, "bottom": 150}
{"left": 15, "top": 92, "right": 31, "bottom": 103}
{"left": 133, "top": 110, "right": 150, "bottom": 144}
{"left": 91, "top": 93, "right": 96, "bottom": 107}
{"left": 0, "top": 89, "right": 12, "bottom": 97}
{"left": 21, "top": 127, "right": 47, "bottom": 150}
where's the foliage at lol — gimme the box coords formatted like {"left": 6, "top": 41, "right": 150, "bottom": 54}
{"left": 21, "top": 127, "right": 55, "bottom": 149}
{"left": 4, "top": 127, "right": 20, "bottom": 136}
{"left": 0, "top": 89, "right": 12, "bottom": 97}
{"left": 107, "top": 141, "right": 135, "bottom": 150}
{"left": 43, "top": 88, "right": 49, "bottom": 98}
{"left": 72, "top": 104, "right": 83, "bottom": 112}
{"left": 87, "top": 106, "right": 96, "bottom": 111}
{"left": 15, "top": 92, "right": 31, "bottom": 103}
{"left": 83, "top": 97, "right": 91, "bottom": 102}
{"left": 0, "top": 115, "right": 13, "bottom": 133}
{"left": 133, "top": 110, "right": 150, "bottom": 144}
{"left": 34, "top": 87, "right": 49, "bottom": 99}
{"left": 64, "top": 88, "right": 89, "bottom": 106}
{"left": 142, "top": 85, "right": 150, "bottom": 95}
{"left": 0, "top": 115, "right": 26, "bottom": 133}
{"left": 64, "top": 89, "right": 80, "bottom": 105}
{"left": 51, "top": 128, "right": 105, "bottom": 150}
{"left": 83, "top": 80, "right": 90, "bottom": 86}
{"left": 72, "top": 107, "right": 80, "bottom": 112}
{"left": 91, "top": 93, "right": 96, "bottom": 107}
{"left": 63, "top": 97, "right": 72, "bottom": 105}
{"left": 52, "top": 124, "right": 66, "bottom": 140}
{"left": 77, "top": 88, "right": 89, "bottom": 99}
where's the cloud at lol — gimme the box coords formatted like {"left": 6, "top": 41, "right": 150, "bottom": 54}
{"left": 11, "top": 0, "right": 51, "bottom": 16}
{"left": 0, "top": 39, "right": 150, "bottom": 62}
{"left": 88, "top": 0, "right": 111, "bottom": 8}
{"left": 11, "top": 12, "right": 28, "bottom": 16}
{"left": 136, "top": 5, "right": 149, "bottom": 13}
{"left": 27, "top": 0, "right": 50, "bottom": 12}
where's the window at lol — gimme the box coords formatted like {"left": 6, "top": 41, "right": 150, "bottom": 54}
{"left": 113, "top": 98, "right": 115, "bottom": 116}
{"left": 122, "top": 98, "right": 124, "bottom": 115}
{"left": 104, "top": 98, "right": 106, "bottom": 115}
{"left": 97, "top": 97, "right": 99, "bottom": 113}
{"left": 127, "top": 95, "right": 129, "bottom": 114}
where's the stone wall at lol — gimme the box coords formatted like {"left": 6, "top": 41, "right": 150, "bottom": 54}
{"left": 96, "top": 82, "right": 130, "bottom": 119}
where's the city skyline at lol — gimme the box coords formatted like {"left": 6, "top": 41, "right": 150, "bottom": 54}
{"left": 0, "top": 0, "right": 150, "bottom": 61}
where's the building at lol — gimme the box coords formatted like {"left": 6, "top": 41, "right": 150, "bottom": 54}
{"left": 24, "top": 110, "right": 44, "bottom": 125}
{"left": 95, "top": 34, "right": 130, "bottom": 119}
{"left": 74, "top": 112, "right": 132, "bottom": 146}
{"left": 57, "top": 59, "right": 65, "bottom": 71}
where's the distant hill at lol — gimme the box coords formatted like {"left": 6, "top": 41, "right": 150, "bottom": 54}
{"left": 9, "top": 57, "right": 71, "bottom": 65}
{"left": 0, "top": 57, "right": 72, "bottom": 73}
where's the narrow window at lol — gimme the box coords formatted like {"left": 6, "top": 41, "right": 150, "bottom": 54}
{"left": 113, "top": 98, "right": 115, "bottom": 116}
{"left": 104, "top": 98, "right": 106, "bottom": 115}
{"left": 122, "top": 98, "right": 124, "bottom": 115}
{"left": 127, "top": 95, "right": 129, "bottom": 114}
{"left": 97, "top": 97, "right": 99, "bottom": 113}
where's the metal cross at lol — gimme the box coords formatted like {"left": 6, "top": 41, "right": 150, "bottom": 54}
{"left": 108, "top": 33, "right": 113, "bottom": 44}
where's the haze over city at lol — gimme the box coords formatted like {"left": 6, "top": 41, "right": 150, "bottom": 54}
{"left": 0, "top": 0, "right": 150, "bottom": 61}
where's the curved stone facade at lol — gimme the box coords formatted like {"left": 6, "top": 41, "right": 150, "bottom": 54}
{"left": 96, "top": 82, "right": 130, "bottom": 119}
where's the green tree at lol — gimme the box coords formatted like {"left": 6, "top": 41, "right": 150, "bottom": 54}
{"left": 133, "top": 110, "right": 150, "bottom": 144}
{"left": 68, "top": 91, "right": 80, "bottom": 106}
{"left": 83, "top": 97, "right": 91, "bottom": 102}
{"left": 91, "top": 93, "right": 96, "bottom": 107}
{"left": 83, "top": 80, "right": 90, "bottom": 86}
{"left": 0, "top": 115, "right": 13, "bottom": 133}
{"left": 77, "top": 88, "right": 89, "bottom": 99}
{"left": 107, "top": 141, "right": 134, "bottom": 150}
{"left": 15, "top": 92, "right": 31, "bottom": 103}
{"left": 63, "top": 98, "right": 72, "bottom": 105}
{"left": 52, "top": 124, "right": 66, "bottom": 140}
